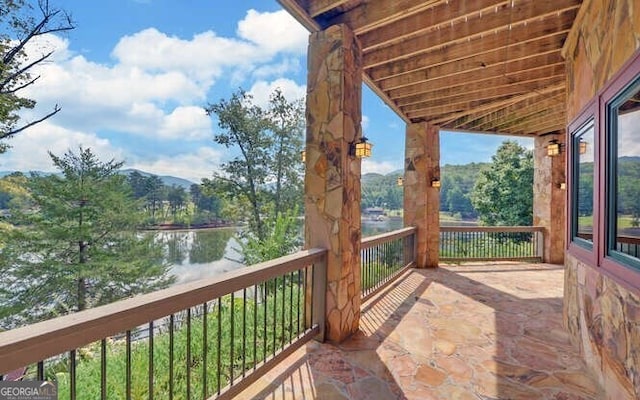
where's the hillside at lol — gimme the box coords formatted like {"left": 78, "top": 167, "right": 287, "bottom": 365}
{"left": 0, "top": 169, "right": 195, "bottom": 189}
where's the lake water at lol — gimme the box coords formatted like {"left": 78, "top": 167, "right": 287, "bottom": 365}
{"left": 161, "top": 218, "right": 477, "bottom": 284}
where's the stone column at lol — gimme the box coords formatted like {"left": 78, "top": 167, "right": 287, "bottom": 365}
{"left": 403, "top": 122, "right": 440, "bottom": 268}
{"left": 533, "top": 132, "right": 566, "bottom": 264}
{"left": 304, "top": 24, "right": 362, "bottom": 343}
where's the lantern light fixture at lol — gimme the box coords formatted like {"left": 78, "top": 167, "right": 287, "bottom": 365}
{"left": 431, "top": 178, "right": 441, "bottom": 188}
{"left": 350, "top": 137, "right": 373, "bottom": 158}
{"left": 301, "top": 150, "right": 306, "bottom": 162}
{"left": 397, "top": 177, "right": 404, "bottom": 187}
{"left": 546, "top": 139, "right": 563, "bottom": 157}
{"left": 579, "top": 140, "right": 588, "bottom": 155}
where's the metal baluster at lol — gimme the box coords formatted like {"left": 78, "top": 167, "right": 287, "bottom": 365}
{"left": 149, "top": 321, "right": 154, "bottom": 400}
{"left": 230, "top": 293, "right": 235, "bottom": 386}
{"left": 37, "top": 361, "right": 44, "bottom": 381}
{"left": 101, "top": 339, "right": 107, "bottom": 400}
{"left": 186, "top": 308, "right": 191, "bottom": 400}
{"left": 262, "top": 282, "right": 267, "bottom": 360}
{"left": 272, "top": 278, "right": 277, "bottom": 356}
{"left": 253, "top": 284, "right": 258, "bottom": 370}
{"left": 203, "top": 303, "right": 208, "bottom": 399}
{"left": 70, "top": 350, "right": 77, "bottom": 400}
{"left": 169, "top": 315, "right": 174, "bottom": 400}
{"left": 126, "top": 331, "right": 131, "bottom": 400}
{"left": 296, "top": 269, "right": 302, "bottom": 337}
{"left": 242, "top": 288, "right": 247, "bottom": 377}
{"left": 289, "top": 271, "right": 294, "bottom": 344}
{"left": 217, "top": 300, "right": 222, "bottom": 395}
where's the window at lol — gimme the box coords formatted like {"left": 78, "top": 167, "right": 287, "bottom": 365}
{"left": 606, "top": 76, "right": 640, "bottom": 269}
{"left": 571, "top": 119, "right": 595, "bottom": 249}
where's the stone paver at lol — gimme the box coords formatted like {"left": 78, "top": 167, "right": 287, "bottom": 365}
{"left": 238, "top": 263, "right": 604, "bottom": 400}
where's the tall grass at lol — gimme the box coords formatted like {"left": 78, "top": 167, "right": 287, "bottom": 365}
{"left": 43, "top": 277, "right": 305, "bottom": 400}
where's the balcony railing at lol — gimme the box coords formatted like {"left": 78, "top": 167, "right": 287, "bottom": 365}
{"left": 360, "top": 227, "right": 416, "bottom": 301}
{"left": 0, "top": 249, "right": 327, "bottom": 400}
{"left": 440, "top": 226, "right": 544, "bottom": 262}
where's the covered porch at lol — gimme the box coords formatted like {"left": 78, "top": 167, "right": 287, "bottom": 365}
{"left": 2, "top": 0, "right": 640, "bottom": 398}
{"left": 239, "top": 262, "right": 600, "bottom": 399}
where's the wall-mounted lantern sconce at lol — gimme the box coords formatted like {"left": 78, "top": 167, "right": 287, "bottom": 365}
{"left": 546, "top": 139, "right": 563, "bottom": 157}
{"left": 579, "top": 140, "right": 588, "bottom": 155}
{"left": 349, "top": 137, "right": 373, "bottom": 158}
{"left": 558, "top": 182, "right": 566, "bottom": 190}
{"left": 397, "top": 177, "right": 404, "bottom": 187}
{"left": 301, "top": 150, "right": 306, "bottom": 162}
{"left": 431, "top": 178, "right": 441, "bottom": 188}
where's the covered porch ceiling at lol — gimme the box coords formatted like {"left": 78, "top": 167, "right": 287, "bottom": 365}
{"left": 278, "top": 0, "right": 583, "bottom": 137}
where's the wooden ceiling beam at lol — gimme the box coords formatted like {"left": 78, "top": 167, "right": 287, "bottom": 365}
{"left": 474, "top": 98, "right": 565, "bottom": 132}
{"left": 321, "top": 0, "right": 445, "bottom": 34}
{"left": 400, "top": 77, "right": 564, "bottom": 114}
{"left": 456, "top": 92, "right": 565, "bottom": 129}
{"left": 422, "top": 84, "right": 565, "bottom": 125}
{"left": 406, "top": 93, "right": 525, "bottom": 117}
{"left": 482, "top": 104, "right": 566, "bottom": 133}
{"left": 379, "top": 47, "right": 563, "bottom": 91}
{"left": 363, "top": 3, "right": 579, "bottom": 68}
{"left": 506, "top": 111, "right": 566, "bottom": 135}
{"left": 386, "top": 59, "right": 565, "bottom": 99}
{"left": 307, "top": 0, "right": 351, "bottom": 18}
{"left": 360, "top": 0, "right": 510, "bottom": 51}
{"left": 396, "top": 72, "right": 564, "bottom": 107}
{"left": 368, "top": 20, "right": 571, "bottom": 81}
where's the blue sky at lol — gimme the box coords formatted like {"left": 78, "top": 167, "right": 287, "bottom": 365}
{"left": 2, "top": 0, "right": 531, "bottom": 182}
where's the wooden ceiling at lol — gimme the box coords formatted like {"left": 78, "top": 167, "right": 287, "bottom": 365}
{"left": 278, "top": 0, "right": 583, "bottom": 137}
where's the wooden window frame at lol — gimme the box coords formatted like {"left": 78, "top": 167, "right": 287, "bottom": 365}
{"left": 567, "top": 103, "right": 597, "bottom": 266}
{"left": 598, "top": 48, "right": 640, "bottom": 290}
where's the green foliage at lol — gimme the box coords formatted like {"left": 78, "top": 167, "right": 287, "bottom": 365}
{"left": 361, "top": 173, "right": 403, "bottom": 209}
{"left": 0, "top": 0, "right": 74, "bottom": 152}
{"left": 46, "top": 285, "right": 304, "bottom": 400}
{"left": 204, "top": 89, "right": 304, "bottom": 263}
{"left": 439, "top": 163, "right": 484, "bottom": 219}
{"left": 470, "top": 141, "right": 533, "bottom": 226}
{"left": 0, "top": 148, "right": 174, "bottom": 328}
{"left": 240, "top": 207, "right": 302, "bottom": 266}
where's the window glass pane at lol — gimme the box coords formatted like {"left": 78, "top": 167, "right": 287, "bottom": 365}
{"left": 611, "top": 84, "right": 640, "bottom": 263}
{"left": 573, "top": 121, "right": 594, "bottom": 245}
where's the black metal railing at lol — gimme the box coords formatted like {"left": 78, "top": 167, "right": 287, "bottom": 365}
{"left": 361, "top": 227, "right": 416, "bottom": 301}
{"left": 0, "top": 249, "right": 327, "bottom": 400}
{"left": 439, "top": 226, "right": 544, "bottom": 262}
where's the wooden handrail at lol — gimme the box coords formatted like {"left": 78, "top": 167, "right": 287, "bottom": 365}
{"left": 0, "top": 248, "right": 327, "bottom": 375}
{"left": 440, "top": 226, "right": 545, "bottom": 233}
{"left": 361, "top": 226, "right": 416, "bottom": 248}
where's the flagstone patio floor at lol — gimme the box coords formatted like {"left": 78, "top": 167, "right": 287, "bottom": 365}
{"left": 237, "top": 263, "right": 603, "bottom": 400}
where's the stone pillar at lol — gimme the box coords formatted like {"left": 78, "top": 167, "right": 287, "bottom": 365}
{"left": 304, "top": 24, "right": 362, "bottom": 343}
{"left": 403, "top": 122, "right": 440, "bottom": 268}
{"left": 533, "top": 132, "right": 566, "bottom": 264}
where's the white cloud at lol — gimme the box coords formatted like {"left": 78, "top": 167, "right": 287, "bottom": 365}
{"left": 129, "top": 147, "right": 223, "bottom": 182}
{"left": 158, "top": 106, "right": 212, "bottom": 140}
{"left": 362, "top": 115, "right": 370, "bottom": 130}
{"left": 0, "top": 122, "right": 123, "bottom": 173}
{"left": 248, "top": 78, "right": 306, "bottom": 107}
{"left": 361, "top": 159, "right": 401, "bottom": 175}
{"left": 237, "top": 9, "right": 308, "bottom": 55}
{"left": 252, "top": 57, "right": 301, "bottom": 79}
{"left": 6, "top": 9, "right": 310, "bottom": 180}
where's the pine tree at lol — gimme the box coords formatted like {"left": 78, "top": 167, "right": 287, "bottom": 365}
{"left": 0, "top": 147, "right": 174, "bottom": 328}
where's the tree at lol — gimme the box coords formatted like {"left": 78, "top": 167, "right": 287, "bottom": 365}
{"left": 0, "top": 0, "right": 75, "bottom": 152}
{"left": 204, "top": 89, "right": 304, "bottom": 262}
{"left": 267, "top": 89, "right": 304, "bottom": 216}
{"left": 470, "top": 141, "right": 533, "bottom": 226}
{"left": 205, "top": 90, "right": 272, "bottom": 240}
{"left": 166, "top": 185, "right": 186, "bottom": 220}
{"left": 0, "top": 147, "right": 173, "bottom": 328}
